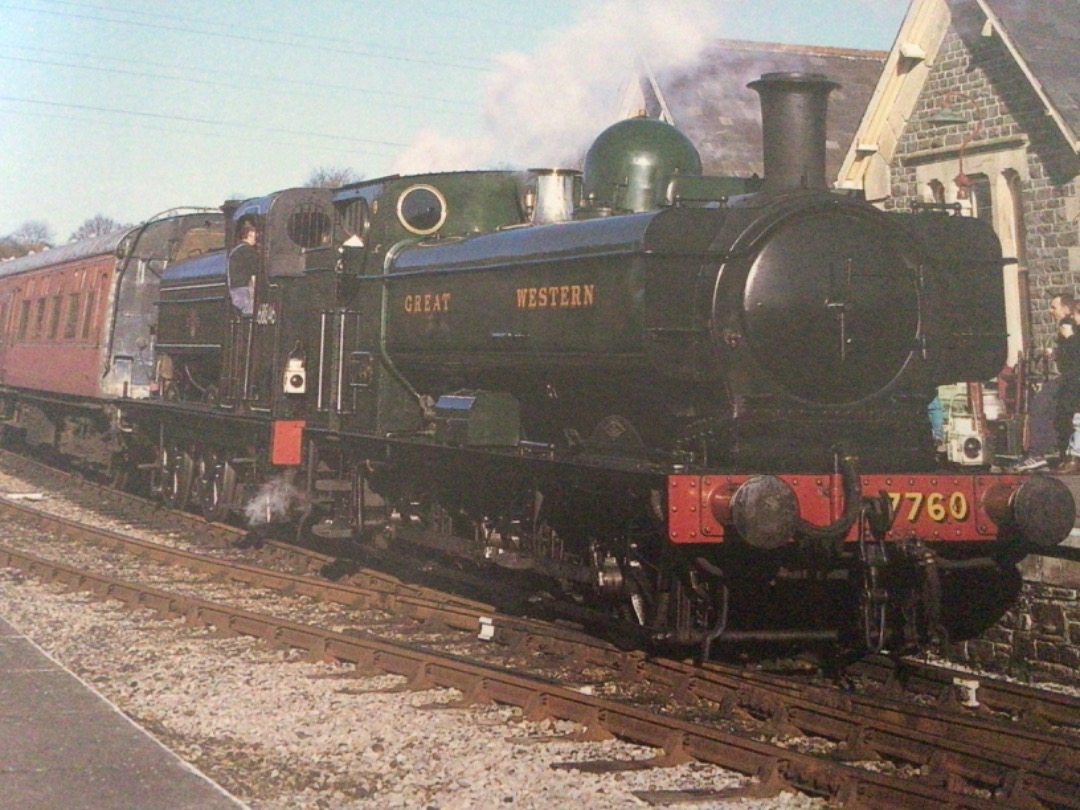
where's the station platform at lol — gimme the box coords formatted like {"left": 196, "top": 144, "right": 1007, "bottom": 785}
{"left": 0, "top": 615, "right": 246, "bottom": 810}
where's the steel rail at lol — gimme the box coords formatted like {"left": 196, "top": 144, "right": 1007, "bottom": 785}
{"left": 0, "top": 540, "right": 1019, "bottom": 810}
{"left": 0, "top": 492, "right": 1077, "bottom": 808}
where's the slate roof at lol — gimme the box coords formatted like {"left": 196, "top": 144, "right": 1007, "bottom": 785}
{"left": 975, "top": 0, "right": 1080, "bottom": 142}
{"left": 643, "top": 40, "right": 887, "bottom": 182}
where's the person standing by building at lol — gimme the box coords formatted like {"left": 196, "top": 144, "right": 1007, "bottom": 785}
{"left": 1050, "top": 293, "right": 1080, "bottom": 473}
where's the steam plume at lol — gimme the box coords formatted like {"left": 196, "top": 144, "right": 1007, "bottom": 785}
{"left": 394, "top": 0, "right": 725, "bottom": 173}
{"left": 244, "top": 471, "right": 307, "bottom": 526}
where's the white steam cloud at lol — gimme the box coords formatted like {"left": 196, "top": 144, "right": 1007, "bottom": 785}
{"left": 244, "top": 471, "right": 307, "bottom": 527}
{"left": 394, "top": 0, "right": 726, "bottom": 173}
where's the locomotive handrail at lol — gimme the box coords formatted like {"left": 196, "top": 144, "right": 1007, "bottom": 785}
{"left": 376, "top": 239, "right": 429, "bottom": 416}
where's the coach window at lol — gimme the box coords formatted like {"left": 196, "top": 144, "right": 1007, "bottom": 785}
{"left": 17, "top": 300, "right": 30, "bottom": 341}
{"left": 81, "top": 288, "right": 96, "bottom": 341}
{"left": 33, "top": 298, "right": 46, "bottom": 339}
{"left": 64, "top": 292, "right": 80, "bottom": 339}
{"left": 48, "top": 294, "right": 62, "bottom": 340}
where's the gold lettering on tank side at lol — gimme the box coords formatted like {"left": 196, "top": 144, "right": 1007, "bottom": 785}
{"left": 515, "top": 284, "right": 596, "bottom": 310}
{"left": 403, "top": 292, "right": 451, "bottom": 314}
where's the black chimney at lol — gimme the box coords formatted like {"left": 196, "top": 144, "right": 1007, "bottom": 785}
{"left": 748, "top": 72, "right": 840, "bottom": 192}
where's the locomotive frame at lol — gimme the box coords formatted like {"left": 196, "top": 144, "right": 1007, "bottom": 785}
{"left": 0, "top": 73, "right": 1073, "bottom": 657}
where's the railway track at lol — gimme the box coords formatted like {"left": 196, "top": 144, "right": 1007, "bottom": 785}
{"left": 0, "top": 454, "right": 1078, "bottom": 808}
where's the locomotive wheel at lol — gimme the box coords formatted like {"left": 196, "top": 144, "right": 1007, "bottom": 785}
{"left": 160, "top": 443, "right": 194, "bottom": 509}
{"left": 194, "top": 450, "right": 235, "bottom": 523}
{"left": 107, "top": 451, "right": 130, "bottom": 491}
{"left": 856, "top": 545, "right": 944, "bottom": 654}
{"left": 857, "top": 563, "right": 888, "bottom": 654}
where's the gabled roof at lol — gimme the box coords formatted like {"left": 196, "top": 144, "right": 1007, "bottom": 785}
{"left": 839, "top": 0, "right": 1080, "bottom": 193}
{"left": 633, "top": 39, "right": 887, "bottom": 182}
{"left": 971, "top": 0, "right": 1080, "bottom": 146}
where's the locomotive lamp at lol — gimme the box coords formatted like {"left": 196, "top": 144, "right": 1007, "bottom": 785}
{"left": 926, "top": 92, "right": 984, "bottom": 200}
{"left": 283, "top": 357, "right": 306, "bottom": 395}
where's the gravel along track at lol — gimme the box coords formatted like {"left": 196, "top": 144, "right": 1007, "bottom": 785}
{"left": 0, "top": 556, "right": 823, "bottom": 809}
{"left": 1, "top": 459, "right": 1076, "bottom": 808}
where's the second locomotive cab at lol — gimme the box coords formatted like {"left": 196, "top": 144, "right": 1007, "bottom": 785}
{"left": 110, "top": 73, "right": 1075, "bottom": 654}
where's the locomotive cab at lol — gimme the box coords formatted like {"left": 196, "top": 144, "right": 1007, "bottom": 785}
{"left": 155, "top": 188, "right": 337, "bottom": 409}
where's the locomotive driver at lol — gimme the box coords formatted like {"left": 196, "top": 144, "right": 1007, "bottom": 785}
{"left": 1050, "top": 293, "right": 1080, "bottom": 473}
{"left": 228, "top": 221, "right": 259, "bottom": 317}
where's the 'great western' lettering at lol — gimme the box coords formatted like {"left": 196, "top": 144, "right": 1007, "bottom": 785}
{"left": 403, "top": 292, "right": 451, "bottom": 314}
{"left": 515, "top": 284, "right": 595, "bottom": 310}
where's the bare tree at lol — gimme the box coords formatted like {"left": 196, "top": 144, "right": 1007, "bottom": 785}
{"left": 1, "top": 220, "right": 55, "bottom": 259}
{"left": 306, "top": 166, "right": 364, "bottom": 189}
{"left": 12, "top": 220, "right": 54, "bottom": 247}
{"left": 69, "top": 214, "right": 130, "bottom": 242}
{"left": 0, "top": 238, "right": 23, "bottom": 261}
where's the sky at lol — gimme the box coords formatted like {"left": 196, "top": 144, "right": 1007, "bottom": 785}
{"left": 0, "top": 0, "right": 911, "bottom": 242}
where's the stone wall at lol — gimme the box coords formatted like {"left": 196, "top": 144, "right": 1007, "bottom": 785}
{"left": 945, "top": 580, "right": 1080, "bottom": 686}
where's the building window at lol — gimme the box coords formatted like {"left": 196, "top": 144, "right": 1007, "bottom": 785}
{"left": 969, "top": 174, "right": 992, "bottom": 223}
{"left": 1005, "top": 170, "right": 1026, "bottom": 265}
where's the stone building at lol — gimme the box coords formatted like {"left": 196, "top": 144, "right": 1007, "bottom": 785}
{"left": 839, "top": 0, "right": 1080, "bottom": 368}
{"left": 840, "top": 0, "right": 1080, "bottom": 680}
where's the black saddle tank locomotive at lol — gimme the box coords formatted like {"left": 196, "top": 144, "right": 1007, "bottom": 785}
{"left": 123, "top": 73, "right": 1076, "bottom": 654}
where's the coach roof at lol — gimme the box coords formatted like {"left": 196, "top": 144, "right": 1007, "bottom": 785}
{"left": 0, "top": 229, "right": 130, "bottom": 279}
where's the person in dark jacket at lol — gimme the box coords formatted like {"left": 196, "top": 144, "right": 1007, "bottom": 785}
{"left": 1050, "top": 293, "right": 1080, "bottom": 473}
{"left": 228, "top": 221, "right": 259, "bottom": 317}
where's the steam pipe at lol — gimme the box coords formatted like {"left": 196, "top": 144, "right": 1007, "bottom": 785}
{"left": 795, "top": 446, "right": 862, "bottom": 543}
